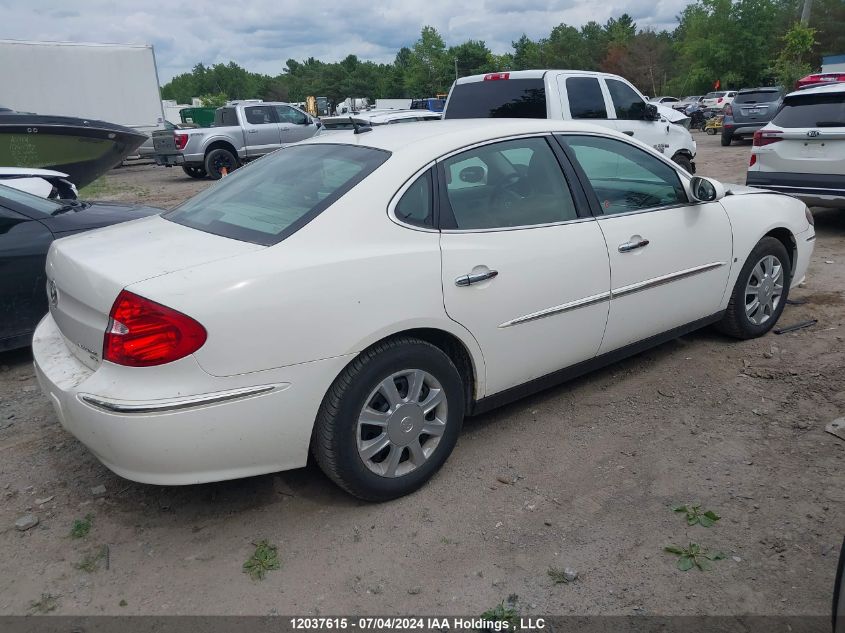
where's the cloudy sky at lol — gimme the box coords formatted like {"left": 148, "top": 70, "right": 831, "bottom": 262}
{"left": 0, "top": 0, "right": 691, "bottom": 83}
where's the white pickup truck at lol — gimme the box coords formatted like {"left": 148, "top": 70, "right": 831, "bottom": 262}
{"left": 444, "top": 70, "right": 698, "bottom": 172}
{"left": 152, "top": 101, "right": 322, "bottom": 179}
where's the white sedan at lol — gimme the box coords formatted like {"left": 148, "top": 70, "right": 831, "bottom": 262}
{"left": 33, "top": 120, "right": 815, "bottom": 501}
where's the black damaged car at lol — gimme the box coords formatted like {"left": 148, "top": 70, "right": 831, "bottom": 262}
{"left": 0, "top": 184, "right": 161, "bottom": 351}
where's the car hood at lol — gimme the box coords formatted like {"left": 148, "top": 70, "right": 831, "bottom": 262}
{"left": 41, "top": 201, "right": 162, "bottom": 234}
{"left": 657, "top": 104, "right": 688, "bottom": 123}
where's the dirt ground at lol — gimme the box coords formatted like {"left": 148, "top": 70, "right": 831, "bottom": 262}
{"left": 0, "top": 132, "right": 842, "bottom": 617}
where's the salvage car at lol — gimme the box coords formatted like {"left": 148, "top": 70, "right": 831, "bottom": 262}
{"left": 747, "top": 82, "right": 845, "bottom": 208}
{"left": 0, "top": 184, "right": 160, "bottom": 351}
{"left": 152, "top": 101, "right": 321, "bottom": 180}
{"left": 33, "top": 120, "right": 815, "bottom": 501}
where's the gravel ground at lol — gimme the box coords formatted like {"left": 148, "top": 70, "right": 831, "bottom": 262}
{"left": 0, "top": 132, "right": 842, "bottom": 616}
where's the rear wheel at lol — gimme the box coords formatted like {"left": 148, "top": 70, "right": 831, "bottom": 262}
{"left": 312, "top": 337, "right": 465, "bottom": 501}
{"left": 204, "top": 148, "right": 238, "bottom": 180}
{"left": 720, "top": 132, "right": 733, "bottom": 146}
{"left": 181, "top": 165, "right": 207, "bottom": 179}
{"left": 717, "top": 237, "right": 791, "bottom": 339}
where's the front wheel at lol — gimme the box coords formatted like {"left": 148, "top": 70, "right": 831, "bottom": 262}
{"left": 312, "top": 337, "right": 465, "bottom": 501}
{"left": 717, "top": 236, "right": 791, "bottom": 339}
{"left": 671, "top": 153, "right": 693, "bottom": 173}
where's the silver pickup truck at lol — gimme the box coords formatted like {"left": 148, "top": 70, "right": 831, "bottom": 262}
{"left": 152, "top": 101, "right": 322, "bottom": 179}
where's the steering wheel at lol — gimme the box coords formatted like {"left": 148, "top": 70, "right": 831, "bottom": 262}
{"left": 489, "top": 172, "right": 525, "bottom": 208}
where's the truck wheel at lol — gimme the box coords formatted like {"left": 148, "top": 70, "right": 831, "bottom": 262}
{"left": 182, "top": 165, "right": 207, "bottom": 179}
{"left": 204, "top": 149, "right": 237, "bottom": 180}
{"left": 720, "top": 132, "right": 733, "bottom": 146}
{"left": 671, "top": 153, "right": 693, "bottom": 173}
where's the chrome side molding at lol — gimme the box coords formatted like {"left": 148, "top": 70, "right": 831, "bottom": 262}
{"left": 79, "top": 384, "right": 282, "bottom": 414}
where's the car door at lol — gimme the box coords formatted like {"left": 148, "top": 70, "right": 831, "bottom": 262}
{"left": 274, "top": 105, "right": 317, "bottom": 144}
{"left": 556, "top": 134, "right": 732, "bottom": 354}
{"left": 437, "top": 136, "right": 611, "bottom": 396}
{"left": 0, "top": 204, "right": 54, "bottom": 348}
{"left": 241, "top": 105, "right": 282, "bottom": 157}
{"left": 605, "top": 78, "right": 672, "bottom": 155}
{"left": 558, "top": 75, "right": 616, "bottom": 135}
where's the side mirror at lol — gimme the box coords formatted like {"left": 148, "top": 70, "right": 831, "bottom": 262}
{"left": 459, "top": 166, "right": 485, "bottom": 183}
{"left": 643, "top": 103, "right": 660, "bottom": 121}
{"left": 689, "top": 176, "right": 726, "bottom": 202}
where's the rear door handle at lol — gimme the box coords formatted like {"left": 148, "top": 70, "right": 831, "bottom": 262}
{"left": 455, "top": 270, "right": 498, "bottom": 286}
{"left": 618, "top": 239, "right": 650, "bottom": 253}
{"left": 247, "top": 129, "right": 258, "bottom": 134}
{"left": 622, "top": 130, "right": 634, "bottom": 136}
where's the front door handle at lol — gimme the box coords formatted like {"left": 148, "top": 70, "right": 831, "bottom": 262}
{"left": 455, "top": 270, "right": 499, "bottom": 287}
{"left": 621, "top": 130, "right": 634, "bottom": 136}
{"left": 247, "top": 129, "right": 258, "bottom": 134}
{"left": 618, "top": 238, "right": 650, "bottom": 253}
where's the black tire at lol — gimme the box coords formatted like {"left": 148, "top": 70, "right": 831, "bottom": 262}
{"left": 716, "top": 236, "right": 791, "bottom": 339}
{"left": 720, "top": 132, "right": 733, "bottom": 146}
{"left": 204, "top": 148, "right": 238, "bottom": 180}
{"left": 706, "top": 127, "right": 716, "bottom": 135}
{"left": 672, "top": 153, "right": 693, "bottom": 173}
{"left": 181, "top": 165, "right": 207, "bottom": 179}
{"left": 312, "top": 337, "right": 465, "bottom": 501}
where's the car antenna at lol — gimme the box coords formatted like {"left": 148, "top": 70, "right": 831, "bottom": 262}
{"left": 349, "top": 116, "right": 372, "bottom": 134}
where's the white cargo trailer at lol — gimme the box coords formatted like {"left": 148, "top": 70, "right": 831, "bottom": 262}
{"left": 0, "top": 39, "right": 165, "bottom": 134}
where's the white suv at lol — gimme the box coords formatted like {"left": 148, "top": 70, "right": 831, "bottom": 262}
{"left": 444, "top": 70, "right": 698, "bottom": 172}
{"left": 747, "top": 83, "right": 845, "bottom": 208}
{"left": 701, "top": 91, "right": 737, "bottom": 110}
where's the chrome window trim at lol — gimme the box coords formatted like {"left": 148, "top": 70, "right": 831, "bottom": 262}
{"left": 499, "top": 262, "right": 726, "bottom": 328}
{"left": 79, "top": 384, "right": 283, "bottom": 415}
{"left": 440, "top": 215, "right": 596, "bottom": 234}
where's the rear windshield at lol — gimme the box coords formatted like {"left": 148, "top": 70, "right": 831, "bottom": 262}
{"left": 773, "top": 92, "right": 845, "bottom": 128}
{"left": 445, "top": 79, "right": 547, "bottom": 119}
{"left": 734, "top": 90, "right": 781, "bottom": 104}
{"left": 214, "top": 107, "right": 239, "bottom": 127}
{"left": 164, "top": 144, "right": 390, "bottom": 245}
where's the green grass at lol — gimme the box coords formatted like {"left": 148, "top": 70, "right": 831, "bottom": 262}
{"left": 29, "top": 593, "right": 59, "bottom": 614}
{"left": 76, "top": 545, "right": 108, "bottom": 573}
{"left": 70, "top": 514, "right": 93, "bottom": 538}
{"left": 79, "top": 177, "right": 149, "bottom": 200}
{"left": 243, "top": 540, "right": 281, "bottom": 580}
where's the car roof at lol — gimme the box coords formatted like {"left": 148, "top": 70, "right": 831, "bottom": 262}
{"left": 786, "top": 82, "right": 845, "bottom": 97}
{"left": 738, "top": 87, "right": 781, "bottom": 93}
{"left": 455, "top": 69, "right": 626, "bottom": 84}
{"left": 302, "top": 118, "right": 636, "bottom": 157}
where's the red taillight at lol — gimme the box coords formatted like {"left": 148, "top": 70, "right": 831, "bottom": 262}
{"left": 724, "top": 103, "right": 733, "bottom": 116}
{"left": 483, "top": 73, "right": 510, "bottom": 81}
{"left": 749, "top": 153, "right": 757, "bottom": 167}
{"left": 174, "top": 132, "right": 189, "bottom": 151}
{"left": 717, "top": 97, "right": 724, "bottom": 103}
{"left": 752, "top": 129, "right": 782, "bottom": 147}
{"left": 103, "top": 290, "right": 206, "bottom": 367}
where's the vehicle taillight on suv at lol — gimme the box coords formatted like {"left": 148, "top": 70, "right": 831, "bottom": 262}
{"left": 717, "top": 97, "right": 724, "bottom": 104}
{"left": 752, "top": 129, "right": 782, "bottom": 147}
{"left": 103, "top": 290, "right": 207, "bottom": 367}
{"left": 174, "top": 132, "right": 189, "bottom": 151}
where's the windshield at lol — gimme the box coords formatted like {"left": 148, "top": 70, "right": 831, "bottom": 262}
{"left": 164, "top": 144, "right": 390, "bottom": 245}
{"left": 445, "top": 79, "right": 547, "bottom": 119}
{"left": 773, "top": 92, "right": 845, "bottom": 128}
{"left": 0, "top": 182, "right": 62, "bottom": 215}
{"left": 734, "top": 90, "right": 781, "bottom": 104}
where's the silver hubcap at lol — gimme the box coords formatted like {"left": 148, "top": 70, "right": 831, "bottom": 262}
{"left": 357, "top": 369, "right": 448, "bottom": 478}
{"left": 744, "top": 254, "right": 784, "bottom": 325}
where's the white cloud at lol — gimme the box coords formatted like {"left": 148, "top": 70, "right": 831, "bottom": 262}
{"left": 0, "top": 0, "right": 691, "bottom": 82}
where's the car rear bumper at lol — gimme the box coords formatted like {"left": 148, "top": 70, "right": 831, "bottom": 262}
{"left": 722, "top": 122, "right": 766, "bottom": 136}
{"left": 153, "top": 153, "right": 185, "bottom": 166}
{"left": 746, "top": 172, "right": 845, "bottom": 208}
{"left": 32, "top": 313, "right": 350, "bottom": 485}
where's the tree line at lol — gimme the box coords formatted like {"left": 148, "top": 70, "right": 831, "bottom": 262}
{"left": 161, "top": 0, "right": 845, "bottom": 105}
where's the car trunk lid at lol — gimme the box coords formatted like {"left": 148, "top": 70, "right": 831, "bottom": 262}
{"left": 46, "top": 215, "right": 262, "bottom": 369}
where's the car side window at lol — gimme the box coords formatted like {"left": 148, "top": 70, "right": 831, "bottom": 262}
{"left": 606, "top": 79, "right": 647, "bottom": 120}
{"left": 560, "top": 135, "right": 687, "bottom": 214}
{"left": 275, "top": 105, "right": 308, "bottom": 125}
{"left": 394, "top": 170, "right": 434, "bottom": 228}
{"left": 244, "top": 106, "right": 275, "bottom": 125}
{"left": 441, "top": 137, "right": 578, "bottom": 230}
{"left": 565, "top": 77, "right": 608, "bottom": 119}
